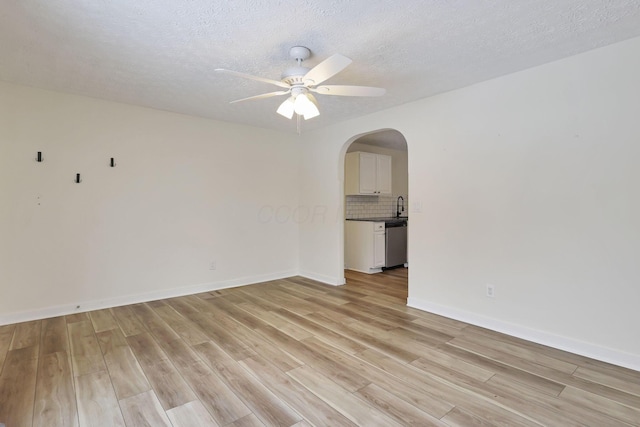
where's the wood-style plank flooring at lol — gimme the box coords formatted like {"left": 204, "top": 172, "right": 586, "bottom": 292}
{"left": 1, "top": 268, "right": 639, "bottom": 426}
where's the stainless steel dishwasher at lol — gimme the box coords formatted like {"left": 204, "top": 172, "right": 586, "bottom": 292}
{"left": 385, "top": 220, "right": 407, "bottom": 268}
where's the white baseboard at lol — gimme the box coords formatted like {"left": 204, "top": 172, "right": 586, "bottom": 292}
{"left": 407, "top": 297, "right": 640, "bottom": 372}
{"left": 0, "top": 270, "right": 297, "bottom": 326}
{"left": 298, "top": 270, "right": 345, "bottom": 286}
{"left": 345, "top": 267, "right": 383, "bottom": 275}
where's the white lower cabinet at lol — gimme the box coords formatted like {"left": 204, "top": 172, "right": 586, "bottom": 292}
{"left": 373, "top": 231, "right": 386, "bottom": 268}
{"left": 345, "top": 221, "right": 386, "bottom": 274}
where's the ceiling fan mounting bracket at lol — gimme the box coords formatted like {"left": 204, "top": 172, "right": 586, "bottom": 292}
{"left": 289, "top": 46, "right": 311, "bottom": 62}
{"left": 282, "top": 46, "right": 312, "bottom": 84}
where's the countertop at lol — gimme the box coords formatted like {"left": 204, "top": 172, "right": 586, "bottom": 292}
{"left": 346, "top": 217, "right": 408, "bottom": 222}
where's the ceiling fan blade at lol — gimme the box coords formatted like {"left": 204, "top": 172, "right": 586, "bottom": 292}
{"left": 302, "top": 54, "right": 352, "bottom": 86}
{"left": 229, "top": 90, "right": 290, "bottom": 104}
{"left": 311, "top": 85, "right": 386, "bottom": 97}
{"left": 215, "top": 69, "right": 290, "bottom": 89}
{"left": 307, "top": 93, "right": 319, "bottom": 106}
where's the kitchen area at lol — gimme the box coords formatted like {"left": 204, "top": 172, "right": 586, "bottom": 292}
{"left": 343, "top": 130, "right": 408, "bottom": 274}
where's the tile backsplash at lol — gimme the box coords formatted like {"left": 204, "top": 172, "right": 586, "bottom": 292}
{"left": 345, "top": 194, "right": 408, "bottom": 219}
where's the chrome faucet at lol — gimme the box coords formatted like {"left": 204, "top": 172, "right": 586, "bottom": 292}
{"left": 396, "top": 196, "right": 405, "bottom": 218}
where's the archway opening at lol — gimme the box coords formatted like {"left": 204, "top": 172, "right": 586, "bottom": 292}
{"left": 340, "top": 129, "right": 409, "bottom": 299}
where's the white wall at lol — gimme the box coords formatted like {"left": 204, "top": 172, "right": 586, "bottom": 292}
{"left": 299, "top": 36, "right": 640, "bottom": 370}
{"left": 0, "top": 82, "right": 300, "bottom": 323}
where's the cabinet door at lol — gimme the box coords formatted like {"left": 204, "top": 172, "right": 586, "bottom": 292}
{"left": 376, "top": 154, "right": 392, "bottom": 195}
{"left": 373, "top": 232, "right": 386, "bottom": 267}
{"left": 359, "top": 152, "right": 378, "bottom": 194}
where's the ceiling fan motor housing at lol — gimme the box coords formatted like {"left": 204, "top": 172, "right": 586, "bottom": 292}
{"left": 290, "top": 86, "right": 307, "bottom": 97}
{"left": 281, "top": 66, "right": 311, "bottom": 85}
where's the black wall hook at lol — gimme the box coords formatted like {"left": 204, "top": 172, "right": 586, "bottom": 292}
{"left": 110, "top": 157, "right": 116, "bottom": 167}
{"left": 76, "top": 173, "right": 81, "bottom": 183}
{"left": 37, "top": 152, "right": 43, "bottom": 162}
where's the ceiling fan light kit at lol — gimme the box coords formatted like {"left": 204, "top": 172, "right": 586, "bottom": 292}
{"left": 216, "top": 46, "right": 385, "bottom": 126}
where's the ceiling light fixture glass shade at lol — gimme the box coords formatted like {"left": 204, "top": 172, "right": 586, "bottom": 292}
{"left": 276, "top": 96, "right": 295, "bottom": 119}
{"left": 302, "top": 95, "right": 320, "bottom": 120}
{"left": 293, "top": 93, "right": 320, "bottom": 120}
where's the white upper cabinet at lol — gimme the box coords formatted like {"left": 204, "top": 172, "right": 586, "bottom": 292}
{"left": 376, "top": 154, "right": 392, "bottom": 195}
{"left": 345, "top": 152, "right": 392, "bottom": 195}
{"left": 358, "top": 152, "right": 378, "bottom": 194}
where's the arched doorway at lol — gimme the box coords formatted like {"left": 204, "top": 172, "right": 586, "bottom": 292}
{"left": 340, "top": 129, "right": 409, "bottom": 298}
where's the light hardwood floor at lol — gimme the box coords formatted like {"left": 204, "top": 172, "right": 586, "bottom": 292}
{"left": 1, "top": 268, "right": 639, "bottom": 426}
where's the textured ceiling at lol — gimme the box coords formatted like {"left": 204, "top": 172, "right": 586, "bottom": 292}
{"left": 2, "top": 1, "right": 640, "bottom": 134}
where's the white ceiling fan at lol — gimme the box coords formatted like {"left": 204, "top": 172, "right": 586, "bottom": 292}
{"left": 216, "top": 46, "right": 386, "bottom": 122}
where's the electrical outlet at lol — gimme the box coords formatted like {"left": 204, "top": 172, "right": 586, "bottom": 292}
{"left": 486, "top": 284, "right": 495, "bottom": 298}
{"left": 209, "top": 261, "right": 216, "bottom": 270}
